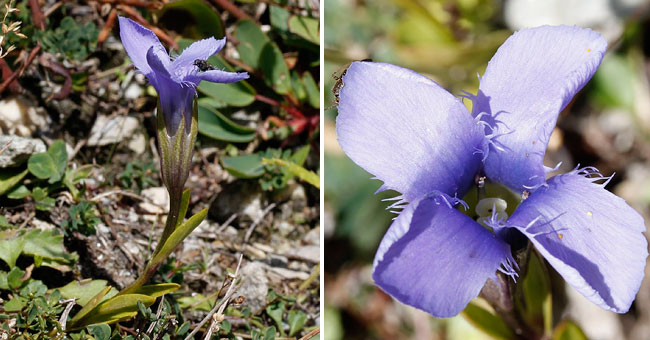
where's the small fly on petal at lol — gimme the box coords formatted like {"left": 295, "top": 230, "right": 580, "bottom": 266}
{"left": 193, "top": 59, "right": 216, "bottom": 72}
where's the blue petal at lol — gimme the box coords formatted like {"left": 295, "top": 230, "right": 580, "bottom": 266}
{"left": 172, "top": 37, "right": 226, "bottom": 82}
{"left": 507, "top": 169, "right": 647, "bottom": 313}
{"left": 336, "top": 62, "right": 485, "bottom": 201}
{"left": 475, "top": 26, "right": 607, "bottom": 192}
{"left": 147, "top": 47, "right": 195, "bottom": 135}
{"left": 118, "top": 16, "right": 165, "bottom": 76}
{"left": 194, "top": 70, "right": 249, "bottom": 83}
{"left": 373, "top": 195, "right": 516, "bottom": 318}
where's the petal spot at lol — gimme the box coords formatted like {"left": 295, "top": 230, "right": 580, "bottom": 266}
{"left": 587, "top": 211, "right": 593, "bottom": 217}
{"left": 558, "top": 233, "right": 563, "bottom": 239}
{"left": 587, "top": 48, "right": 592, "bottom": 52}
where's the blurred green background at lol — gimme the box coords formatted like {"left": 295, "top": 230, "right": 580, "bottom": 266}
{"left": 324, "top": 0, "right": 650, "bottom": 339}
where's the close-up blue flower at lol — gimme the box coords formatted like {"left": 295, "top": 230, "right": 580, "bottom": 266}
{"left": 118, "top": 16, "right": 249, "bottom": 136}
{"left": 335, "top": 25, "right": 648, "bottom": 318}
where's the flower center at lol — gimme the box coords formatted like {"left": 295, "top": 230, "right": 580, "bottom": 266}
{"left": 461, "top": 180, "right": 522, "bottom": 232}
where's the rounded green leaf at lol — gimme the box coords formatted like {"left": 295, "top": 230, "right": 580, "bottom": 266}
{"left": 261, "top": 42, "right": 291, "bottom": 94}
{"left": 235, "top": 20, "right": 270, "bottom": 69}
{"left": 221, "top": 154, "right": 265, "bottom": 178}
{"left": 461, "top": 302, "right": 515, "bottom": 340}
{"left": 288, "top": 15, "right": 319, "bottom": 45}
{"left": 28, "top": 153, "right": 57, "bottom": 180}
{"left": 198, "top": 105, "right": 256, "bottom": 143}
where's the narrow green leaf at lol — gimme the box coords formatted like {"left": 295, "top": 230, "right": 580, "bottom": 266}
{"left": 262, "top": 158, "right": 319, "bottom": 188}
{"left": 553, "top": 320, "right": 587, "bottom": 340}
{"left": 129, "top": 283, "right": 180, "bottom": 298}
{"left": 461, "top": 301, "right": 515, "bottom": 340}
{"left": 0, "top": 168, "right": 28, "bottom": 196}
{"left": 177, "top": 188, "right": 191, "bottom": 227}
{"left": 68, "top": 286, "right": 112, "bottom": 326}
{"left": 520, "top": 250, "right": 552, "bottom": 335}
{"left": 150, "top": 209, "right": 208, "bottom": 268}
{"left": 70, "top": 294, "right": 156, "bottom": 328}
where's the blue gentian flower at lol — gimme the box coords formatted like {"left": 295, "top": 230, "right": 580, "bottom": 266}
{"left": 336, "top": 25, "right": 648, "bottom": 317}
{"left": 118, "top": 16, "right": 249, "bottom": 136}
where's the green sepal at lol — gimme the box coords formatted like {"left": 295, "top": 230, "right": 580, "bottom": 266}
{"left": 461, "top": 301, "right": 515, "bottom": 340}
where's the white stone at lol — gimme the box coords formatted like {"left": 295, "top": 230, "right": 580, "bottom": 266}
{"left": 87, "top": 115, "right": 140, "bottom": 146}
{"left": 139, "top": 187, "right": 169, "bottom": 214}
{"left": 0, "top": 135, "right": 46, "bottom": 168}
{"left": 0, "top": 96, "right": 50, "bottom": 136}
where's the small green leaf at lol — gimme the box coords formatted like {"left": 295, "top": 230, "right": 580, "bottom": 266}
{"left": 461, "top": 301, "right": 515, "bottom": 340}
{"left": 0, "top": 237, "right": 25, "bottom": 268}
{"left": 87, "top": 324, "right": 111, "bottom": 340}
{"left": 28, "top": 154, "right": 56, "bottom": 180}
{"left": 288, "top": 310, "right": 307, "bottom": 336}
{"left": 553, "top": 320, "right": 587, "bottom": 340}
{"left": 197, "top": 104, "right": 256, "bottom": 143}
{"left": 177, "top": 293, "right": 213, "bottom": 311}
{"left": 270, "top": 6, "right": 290, "bottom": 31}
{"left": 6, "top": 184, "right": 30, "bottom": 199}
{"left": 159, "top": 0, "right": 224, "bottom": 40}
{"left": 7, "top": 266, "right": 25, "bottom": 290}
{"left": 266, "top": 301, "right": 285, "bottom": 336}
{"left": 0, "top": 168, "right": 28, "bottom": 196}
{"left": 264, "top": 326, "right": 277, "bottom": 340}
{"left": 27, "top": 141, "right": 67, "bottom": 183}
{"left": 222, "top": 154, "right": 265, "bottom": 179}
{"left": 260, "top": 42, "right": 291, "bottom": 94}
{"left": 3, "top": 295, "right": 27, "bottom": 311}
{"left": 288, "top": 15, "right": 319, "bottom": 45}
{"left": 48, "top": 140, "right": 68, "bottom": 183}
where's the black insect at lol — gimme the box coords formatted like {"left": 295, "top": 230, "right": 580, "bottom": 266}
{"left": 193, "top": 59, "right": 216, "bottom": 72}
{"left": 329, "top": 58, "right": 372, "bottom": 109}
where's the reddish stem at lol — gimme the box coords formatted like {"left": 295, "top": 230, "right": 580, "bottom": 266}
{"left": 28, "top": 0, "right": 46, "bottom": 30}
{"left": 0, "top": 45, "right": 41, "bottom": 95}
{"left": 208, "top": 0, "right": 253, "bottom": 21}
{"left": 119, "top": 5, "right": 178, "bottom": 50}
{"left": 0, "top": 58, "right": 23, "bottom": 93}
{"left": 97, "top": 8, "right": 118, "bottom": 46}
